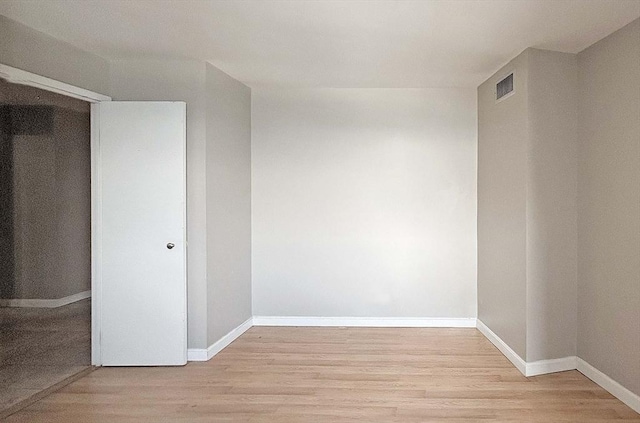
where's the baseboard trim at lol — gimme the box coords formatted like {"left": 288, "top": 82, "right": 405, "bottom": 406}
{"left": 252, "top": 316, "right": 477, "bottom": 328}
{"left": 187, "top": 316, "right": 477, "bottom": 361}
{"left": 576, "top": 358, "right": 640, "bottom": 414}
{"left": 526, "top": 356, "right": 577, "bottom": 377}
{"left": 0, "top": 290, "right": 91, "bottom": 308}
{"left": 187, "top": 317, "right": 253, "bottom": 362}
{"left": 186, "top": 348, "right": 209, "bottom": 362}
{"left": 476, "top": 319, "right": 575, "bottom": 377}
{"left": 476, "top": 319, "right": 527, "bottom": 375}
{"left": 476, "top": 320, "right": 640, "bottom": 413}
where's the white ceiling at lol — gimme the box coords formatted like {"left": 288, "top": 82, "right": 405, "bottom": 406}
{"left": 0, "top": 0, "right": 638, "bottom": 88}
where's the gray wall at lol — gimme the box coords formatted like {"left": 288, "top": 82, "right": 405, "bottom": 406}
{"left": 477, "top": 52, "right": 529, "bottom": 358}
{"left": 109, "top": 59, "right": 209, "bottom": 349}
{"left": 0, "top": 15, "right": 104, "bottom": 298}
{"left": 0, "top": 96, "right": 13, "bottom": 297}
{"left": 577, "top": 19, "right": 640, "bottom": 396}
{"left": 526, "top": 49, "right": 578, "bottom": 362}
{"left": 479, "top": 22, "right": 639, "bottom": 398}
{"left": 0, "top": 15, "right": 109, "bottom": 95}
{"left": 252, "top": 88, "right": 477, "bottom": 318}
{"left": 478, "top": 48, "right": 579, "bottom": 362}
{"left": 0, "top": 82, "right": 91, "bottom": 300}
{"left": 205, "top": 64, "right": 252, "bottom": 345}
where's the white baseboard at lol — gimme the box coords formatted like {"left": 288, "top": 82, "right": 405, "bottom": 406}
{"left": 526, "top": 356, "right": 577, "bottom": 377}
{"left": 0, "top": 290, "right": 91, "bottom": 308}
{"left": 187, "top": 316, "right": 476, "bottom": 361}
{"left": 187, "top": 317, "right": 253, "bottom": 362}
{"left": 186, "top": 347, "right": 209, "bottom": 362}
{"left": 576, "top": 358, "right": 640, "bottom": 414}
{"left": 252, "top": 316, "right": 477, "bottom": 328}
{"left": 476, "top": 319, "right": 527, "bottom": 375}
{"left": 476, "top": 320, "right": 577, "bottom": 377}
{"left": 477, "top": 320, "right": 640, "bottom": 414}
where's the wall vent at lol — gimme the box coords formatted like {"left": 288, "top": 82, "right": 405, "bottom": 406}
{"left": 496, "top": 73, "right": 514, "bottom": 101}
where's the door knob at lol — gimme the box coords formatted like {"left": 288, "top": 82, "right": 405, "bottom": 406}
{"left": 167, "top": 243, "right": 175, "bottom": 249}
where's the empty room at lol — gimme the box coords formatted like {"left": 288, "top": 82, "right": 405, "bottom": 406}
{"left": 0, "top": 0, "right": 638, "bottom": 421}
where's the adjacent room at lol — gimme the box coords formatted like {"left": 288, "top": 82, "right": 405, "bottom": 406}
{"left": 0, "top": 78, "right": 92, "bottom": 415}
{"left": 0, "top": 0, "right": 638, "bottom": 421}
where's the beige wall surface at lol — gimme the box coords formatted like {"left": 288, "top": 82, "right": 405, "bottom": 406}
{"left": 479, "top": 48, "right": 581, "bottom": 364}
{"left": 252, "top": 88, "right": 477, "bottom": 319}
{"left": 0, "top": 15, "right": 109, "bottom": 95}
{"left": 109, "top": 59, "right": 209, "bottom": 349}
{"left": 0, "top": 102, "right": 11, "bottom": 296}
{"left": 0, "top": 15, "right": 104, "bottom": 302}
{"left": 479, "top": 21, "right": 639, "bottom": 396}
{"left": 205, "top": 64, "right": 252, "bottom": 345}
{"left": 477, "top": 52, "right": 529, "bottom": 358}
{"left": 13, "top": 108, "right": 91, "bottom": 299}
{"left": 526, "top": 49, "right": 578, "bottom": 362}
{"left": 577, "top": 19, "right": 640, "bottom": 396}
{"left": 0, "top": 81, "right": 91, "bottom": 300}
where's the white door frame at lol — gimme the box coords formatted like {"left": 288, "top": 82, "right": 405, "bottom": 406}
{"left": 0, "top": 63, "right": 111, "bottom": 365}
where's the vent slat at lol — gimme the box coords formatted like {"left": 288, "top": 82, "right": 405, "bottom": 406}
{"left": 497, "top": 73, "right": 514, "bottom": 100}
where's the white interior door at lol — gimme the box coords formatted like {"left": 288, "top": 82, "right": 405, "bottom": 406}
{"left": 98, "top": 101, "right": 187, "bottom": 366}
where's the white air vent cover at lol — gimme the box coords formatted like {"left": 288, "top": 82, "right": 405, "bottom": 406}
{"left": 496, "top": 73, "right": 514, "bottom": 101}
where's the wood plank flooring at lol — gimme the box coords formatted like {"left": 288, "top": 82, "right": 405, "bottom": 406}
{"left": 3, "top": 327, "right": 639, "bottom": 422}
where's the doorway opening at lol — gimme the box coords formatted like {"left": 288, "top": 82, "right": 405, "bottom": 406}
{"left": 0, "top": 77, "right": 92, "bottom": 416}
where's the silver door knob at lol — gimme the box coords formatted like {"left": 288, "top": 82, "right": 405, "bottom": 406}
{"left": 167, "top": 243, "right": 175, "bottom": 249}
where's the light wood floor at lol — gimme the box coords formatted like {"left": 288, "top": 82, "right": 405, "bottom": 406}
{"left": 3, "top": 327, "right": 639, "bottom": 422}
{"left": 0, "top": 299, "right": 91, "bottom": 417}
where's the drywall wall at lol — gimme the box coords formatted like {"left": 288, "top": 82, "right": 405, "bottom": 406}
{"left": 252, "top": 88, "right": 477, "bottom": 318}
{"left": 0, "top": 15, "right": 104, "bottom": 302}
{"left": 577, "top": 19, "right": 640, "bottom": 396}
{"left": 526, "top": 49, "right": 578, "bottom": 362}
{"left": 0, "top": 81, "right": 91, "bottom": 300}
{"left": 13, "top": 108, "right": 91, "bottom": 299}
{"left": 109, "top": 59, "right": 209, "bottom": 349}
{"left": 0, "top": 15, "right": 109, "bottom": 94}
{"left": 0, "top": 94, "right": 13, "bottom": 298}
{"left": 54, "top": 106, "right": 92, "bottom": 299}
{"left": 205, "top": 64, "right": 252, "bottom": 345}
{"left": 477, "top": 52, "right": 529, "bottom": 358}
{"left": 478, "top": 48, "right": 580, "bottom": 363}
